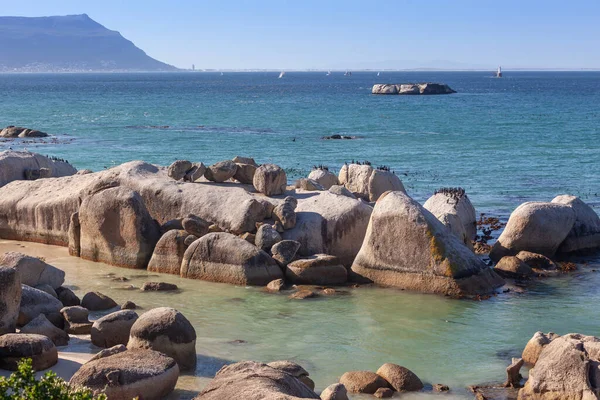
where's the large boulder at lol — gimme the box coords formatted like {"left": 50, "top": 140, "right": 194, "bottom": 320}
{"left": 423, "top": 189, "right": 477, "bottom": 247}
{"left": 92, "top": 310, "right": 139, "bottom": 348}
{"left": 204, "top": 160, "right": 238, "bottom": 182}
{"left": 372, "top": 84, "right": 399, "bottom": 95}
{"left": 147, "top": 230, "right": 188, "bottom": 275}
{"left": 20, "top": 314, "right": 69, "bottom": 346}
{"left": 0, "top": 333, "right": 58, "bottom": 371}
{"left": 0, "top": 126, "right": 48, "bottom": 138}
{"left": 518, "top": 333, "right": 600, "bottom": 400}
{"left": 18, "top": 284, "right": 63, "bottom": 326}
{"left": 55, "top": 286, "right": 80, "bottom": 306}
{"left": 308, "top": 169, "right": 338, "bottom": 190}
{"left": 282, "top": 191, "right": 373, "bottom": 266}
{"left": 233, "top": 162, "right": 258, "bottom": 184}
{"left": 552, "top": 195, "right": 600, "bottom": 253}
{"left": 0, "top": 150, "right": 76, "bottom": 188}
{"left": 0, "top": 266, "right": 21, "bottom": 335}
{"left": 253, "top": 164, "right": 287, "bottom": 196}
{"left": 181, "top": 232, "right": 283, "bottom": 285}
{"left": 127, "top": 307, "right": 197, "bottom": 371}
{"left": 351, "top": 191, "right": 504, "bottom": 297}
{"left": 376, "top": 363, "right": 423, "bottom": 392}
{"left": 286, "top": 254, "right": 348, "bottom": 285}
{"left": 494, "top": 256, "right": 533, "bottom": 279}
{"left": 0, "top": 251, "right": 64, "bottom": 289}
{"left": 79, "top": 186, "right": 160, "bottom": 268}
{"left": 273, "top": 196, "right": 297, "bottom": 230}
{"left": 81, "top": 291, "right": 118, "bottom": 311}
{"left": 70, "top": 349, "right": 179, "bottom": 400}
{"left": 61, "top": 305, "right": 93, "bottom": 334}
{"left": 339, "top": 371, "right": 389, "bottom": 394}
{"left": 490, "top": 202, "right": 576, "bottom": 261}
{"left": 338, "top": 164, "right": 405, "bottom": 202}
{"left": 522, "top": 331, "right": 560, "bottom": 365}
{"left": 195, "top": 361, "right": 320, "bottom": 399}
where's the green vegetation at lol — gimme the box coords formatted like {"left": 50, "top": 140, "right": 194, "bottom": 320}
{"left": 0, "top": 359, "right": 105, "bottom": 400}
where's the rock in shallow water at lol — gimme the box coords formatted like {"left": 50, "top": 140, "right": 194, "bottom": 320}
{"left": 81, "top": 291, "right": 118, "bottom": 311}
{"left": 376, "top": 362, "right": 423, "bottom": 392}
{"left": 339, "top": 370, "right": 389, "bottom": 394}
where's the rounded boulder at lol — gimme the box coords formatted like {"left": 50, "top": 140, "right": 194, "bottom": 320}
{"left": 92, "top": 310, "right": 139, "bottom": 348}
{"left": 0, "top": 333, "right": 58, "bottom": 371}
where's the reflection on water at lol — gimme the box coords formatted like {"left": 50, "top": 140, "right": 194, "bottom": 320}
{"left": 2, "top": 240, "right": 599, "bottom": 399}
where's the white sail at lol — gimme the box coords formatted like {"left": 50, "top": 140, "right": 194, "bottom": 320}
{"left": 496, "top": 66, "right": 502, "bottom": 78}
{"left": 278, "top": 71, "right": 285, "bottom": 78}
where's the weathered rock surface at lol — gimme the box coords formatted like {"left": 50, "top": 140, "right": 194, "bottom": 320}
{"left": 552, "top": 195, "right": 600, "bottom": 253}
{"left": 273, "top": 196, "right": 298, "bottom": 230}
{"left": 351, "top": 191, "right": 504, "bottom": 296}
{"left": 255, "top": 224, "right": 282, "bottom": 251}
{"left": 515, "top": 251, "right": 557, "bottom": 270}
{"left": 61, "top": 305, "right": 93, "bottom": 334}
{"left": 376, "top": 363, "right": 423, "bottom": 392}
{"left": 79, "top": 186, "right": 160, "bottom": 269}
{"left": 267, "top": 360, "right": 314, "bottom": 389}
{"left": 0, "top": 266, "right": 21, "bottom": 335}
{"left": 372, "top": 83, "right": 456, "bottom": 95}
{"left": 522, "top": 331, "right": 559, "bottom": 366}
{"left": 0, "top": 150, "right": 75, "bottom": 188}
{"left": 253, "top": 164, "right": 287, "bottom": 196}
{"left": 320, "top": 383, "right": 349, "bottom": 400}
{"left": 35, "top": 283, "right": 57, "bottom": 298}
{"left": 424, "top": 189, "right": 477, "bottom": 247}
{"left": 184, "top": 162, "right": 206, "bottom": 182}
{"left": 147, "top": 229, "right": 188, "bottom": 275}
{"left": 92, "top": 310, "right": 138, "bottom": 348}
{"left": 339, "top": 371, "right": 389, "bottom": 394}
{"left": 308, "top": 169, "right": 339, "bottom": 190}
{"left": 20, "top": 314, "right": 69, "bottom": 346}
{"left": 182, "top": 214, "right": 210, "bottom": 237}
{"left": 374, "top": 387, "right": 394, "bottom": 398}
{"left": 271, "top": 240, "right": 301, "bottom": 266}
{"left": 18, "top": 284, "right": 63, "bottom": 326}
{"left": 0, "top": 126, "right": 48, "bottom": 138}
{"left": 505, "top": 357, "right": 524, "bottom": 388}
{"left": 127, "top": 307, "right": 197, "bottom": 371}
{"left": 70, "top": 349, "right": 179, "bottom": 400}
{"left": 182, "top": 232, "right": 282, "bottom": 285}
{"left": 141, "top": 281, "right": 178, "bottom": 291}
{"left": 55, "top": 286, "right": 80, "bottom": 306}
{"left": 195, "top": 361, "right": 320, "bottom": 399}
{"left": 518, "top": 333, "right": 600, "bottom": 400}
{"left": 494, "top": 256, "right": 534, "bottom": 279}
{"left": 266, "top": 278, "right": 285, "bottom": 292}
{"left": 204, "top": 160, "right": 238, "bottom": 182}
{"left": 81, "top": 291, "right": 118, "bottom": 311}
{"left": 490, "top": 202, "right": 576, "bottom": 261}
{"left": 0, "top": 333, "right": 58, "bottom": 371}
{"left": 286, "top": 254, "right": 348, "bottom": 285}
{"left": 338, "top": 164, "right": 405, "bottom": 201}
{"left": 328, "top": 185, "right": 356, "bottom": 199}
{"left": 233, "top": 163, "right": 258, "bottom": 184}
{"left": 167, "top": 160, "right": 192, "bottom": 181}
{"left": 88, "top": 344, "right": 127, "bottom": 362}
{"left": 0, "top": 251, "right": 65, "bottom": 289}
{"left": 295, "top": 178, "right": 324, "bottom": 191}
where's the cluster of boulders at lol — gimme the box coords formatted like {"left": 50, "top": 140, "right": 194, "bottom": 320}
{"left": 0, "top": 150, "right": 76, "bottom": 187}
{"left": 371, "top": 83, "right": 456, "bottom": 95}
{"left": 0, "top": 126, "right": 48, "bottom": 138}
{"left": 336, "top": 363, "right": 424, "bottom": 398}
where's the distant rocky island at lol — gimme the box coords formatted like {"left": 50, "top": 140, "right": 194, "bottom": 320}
{"left": 0, "top": 14, "right": 178, "bottom": 72}
{"left": 372, "top": 83, "right": 456, "bottom": 95}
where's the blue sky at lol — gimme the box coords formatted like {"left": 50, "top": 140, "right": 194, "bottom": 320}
{"left": 3, "top": 0, "right": 599, "bottom": 70}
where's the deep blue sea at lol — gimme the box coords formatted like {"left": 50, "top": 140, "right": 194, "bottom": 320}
{"left": 1, "top": 71, "right": 599, "bottom": 218}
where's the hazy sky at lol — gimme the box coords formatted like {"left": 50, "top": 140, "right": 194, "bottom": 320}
{"left": 3, "top": 0, "right": 600, "bottom": 70}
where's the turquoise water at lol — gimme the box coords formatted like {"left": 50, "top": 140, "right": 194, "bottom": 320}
{"left": 1, "top": 71, "right": 599, "bottom": 217}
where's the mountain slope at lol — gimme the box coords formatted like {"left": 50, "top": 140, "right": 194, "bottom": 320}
{"left": 0, "top": 14, "right": 178, "bottom": 72}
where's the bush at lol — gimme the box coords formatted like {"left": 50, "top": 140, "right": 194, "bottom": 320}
{"left": 0, "top": 358, "right": 106, "bottom": 400}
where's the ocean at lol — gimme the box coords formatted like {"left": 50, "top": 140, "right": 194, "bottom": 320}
{"left": 1, "top": 71, "right": 600, "bottom": 398}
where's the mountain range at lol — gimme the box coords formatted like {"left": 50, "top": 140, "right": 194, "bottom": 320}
{"left": 0, "top": 14, "right": 177, "bottom": 72}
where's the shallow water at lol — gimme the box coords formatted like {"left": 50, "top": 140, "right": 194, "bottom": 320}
{"left": 3, "top": 240, "right": 599, "bottom": 399}
{"left": 1, "top": 71, "right": 599, "bottom": 218}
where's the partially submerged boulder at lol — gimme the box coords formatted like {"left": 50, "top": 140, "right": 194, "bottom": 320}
{"left": 79, "top": 186, "right": 160, "bottom": 269}
{"left": 70, "top": 349, "right": 179, "bottom": 400}
{"left": 127, "top": 307, "right": 197, "bottom": 371}
{"left": 181, "top": 232, "right": 283, "bottom": 285}
{"left": 195, "top": 361, "right": 320, "bottom": 399}
{"left": 0, "top": 126, "right": 48, "bottom": 138}
{"left": 18, "top": 284, "right": 63, "bottom": 326}
{"left": 147, "top": 230, "right": 189, "bottom": 275}
{"left": 518, "top": 333, "right": 600, "bottom": 400}
{"left": 0, "top": 333, "right": 58, "bottom": 371}
{"left": 339, "top": 371, "right": 389, "bottom": 394}
{"left": 423, "top": 188, "right": 477, "bottom": 247}
{"left": 351, "top": 191, "right": 504, "bottom": 297}
{"left": 286, "top": 254, "right": 348, "bottom": 285}
{"left": 515, "top": 251, "right": 556, "bottom": 270}
{"left": 338, "top": 164, "right": 405, "bottom": 202}
{"left": 81, "top": 291, "right": 118, "bottom": 311}
{"left": 490, "top": 202, "right": 576, "bottom": 261}
{"left": 0, "top": 266, "right": 20, "bottom": 335}
{"left": 552, "top": 195, "right": 600, "bottom": 253}
{"left": 20, "top": 314, "right": 69, "bottom": 346}
{"left": 253, "top": 164, "right": 287, "bottom": 196}
{"left": 376, "top": 363, "right": 423, "bottom": 392}
{"left": 0, "top": 251, "right": 65, "bottom": 289}
{"left": 92, "top": 310, "right": 139, "bottom": 348}
{"left": 494, "top": 256, "right": 533, "bottom": 279}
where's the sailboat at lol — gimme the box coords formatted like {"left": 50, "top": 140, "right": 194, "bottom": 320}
{"left": 344, "top": 71, "right": 352, "bottom": 76}
{"left": 496, "top": 66, "right": 503, "bottom": 78}
{"left": 278, "top": 71, "right": 285, "bottom": 78}
{"left": 326, "top": 70, "right": 331, "bottom": 76}
{"left": 377, "top": 72, "right": 380, "bottom": 76}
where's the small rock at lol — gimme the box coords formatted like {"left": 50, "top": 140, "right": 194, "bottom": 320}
{"left": 320, "top": 383, "right": 349, "bottom": 400}
{"left": 255, "top": 224, "right": 282, "bottom": 251}
{"left": 60, "top": 306, "right": 92, "bottom": 334}
{"left": 232, "top": 156, "right": 258, "bottom": 166}
{"left": 161, "top": 218, "right": 184, "bottom": 233}
{"left": 141, "top": 282, "right": 178, "bottom": 291}
{"left": 339, "top": 370, "right": 389, "bottom": 394}
{"left": 121, "top": 301, "right": 137, "bottom": 310}
{"left": 273, "top": 196, "right": 297, "bottom": 230}
{"left": 273, "top": 221, "right": 285, "bottom": 233}
{"left": 271, "top": 240, "right": 301, "bottom": 266}
{"left": 494, "top": 256, "right": 533, "bottom": 279}
{"left": 376, "top": 362, "right": 423, "bottom": 392}
{"left": 504, "top": 357, "right": 524, "bottom": 388}
{"left": 266, "top": 279, "right": 285, "bottom": 292}
{"left": 20, "top": 314, "right": 69, "bottom": 346}
{"left": 295, "top": 178, "right": 324, "bottom": 191}
{"left": 289, "top": 290, "right": 318, "bottom": 300}
{"left": 182, "top": 214, "right": 210, "bottom": 237}
{"left": 328, "top": 185, "right": 356, "bottom": 199}
{"left": 240, "top": 232, "right": 256, "bottom": 245}
{"left": 88, "top": 344, "right": 127, "bottom": 362}
{"left": 167, "top": 160, "right": 192, "bottom": 181}
{"left": 308, "top": 169, "right": 339, "bottom": 190}
{"left": 183, "top": 162, "right": 206, "bottom": 182}
{"left": 433, "top": 384, "right": 450, "bottom": 392}
{"left": 209, "top": 224, "right": 223, "bottom": 233}
{"left": 233, "top": 163, "right": 258, "bottom": 184}
{"left": 374, "top": 387, "right": 394, "bottom": 398}
{"left": 81, "top": 291, "right": 118, "bottom": 311}
{"left": 204, "top": 160, "right": 238, "bottom": 182}
{"left": 91, "top": 310, "right": 139, "bottom": 348}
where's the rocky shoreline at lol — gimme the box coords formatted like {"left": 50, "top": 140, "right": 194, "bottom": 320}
{"left": 1, "top": 149, "right": 600, "bottom": 399}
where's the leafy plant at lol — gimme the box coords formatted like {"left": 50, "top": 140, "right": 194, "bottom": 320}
{"left": 0, "top": 359, "right": 106, "bottom": 400}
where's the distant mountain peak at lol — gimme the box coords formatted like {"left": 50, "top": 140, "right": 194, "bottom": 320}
{"left": 0, "top": 14, "right": 178, "bottom": 72}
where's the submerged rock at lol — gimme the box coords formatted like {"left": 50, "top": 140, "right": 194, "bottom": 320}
{"left": 181, "top": 232, "right": 282, "bottom": 286}
{"left": 351, "top": 191, "right": 504, "bottom": 297}
{"left": 81, "top": 291, "right": 118, "bottom": 311}
{"left": 0, "top": 126, "right": 48, "bottom": 138}
{"left": 195, "top": 361, "right": 320, "bottom": 399}
{"left": 339, "top": 371, "right": 389, "bottom": 394}
{"left": 494, "top": 256, "right": 533, "bottom": 279}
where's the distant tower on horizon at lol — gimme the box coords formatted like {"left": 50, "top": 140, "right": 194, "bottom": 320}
{"left": 192, "top": 64, "right": 195, "bottom": 71}
{"left": 496, "top": 66, "right": 502, "bottom": 78}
